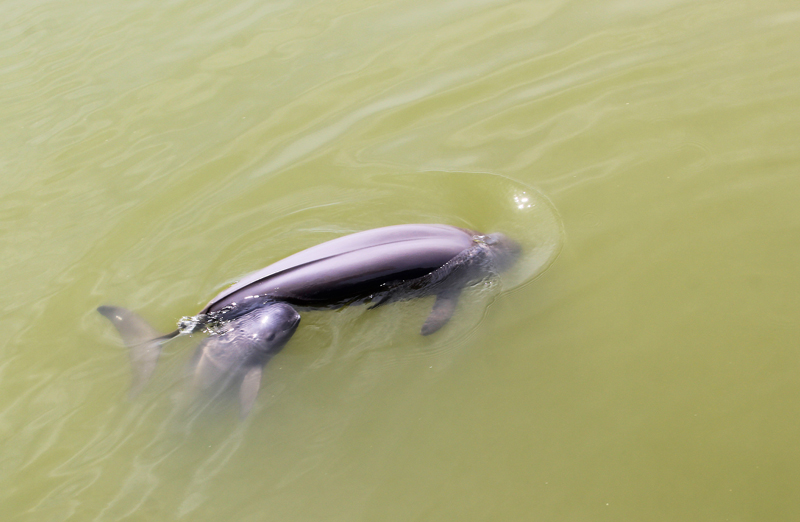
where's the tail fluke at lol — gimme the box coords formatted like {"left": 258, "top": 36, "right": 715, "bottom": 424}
{"left": 97, "top": 305, "right": 178, "bottom": 398}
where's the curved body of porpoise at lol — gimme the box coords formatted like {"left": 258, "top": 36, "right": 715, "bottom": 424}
{"left": 98, "top": 224, "right": 520, "bottom": 417}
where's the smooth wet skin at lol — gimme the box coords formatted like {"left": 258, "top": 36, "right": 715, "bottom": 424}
{"left": 98, "top": 224, "right": 520, "bottom": 417}
{"left": 204, "top": 224, "right": 486, "bottom": 313}
{"left": 191, "top": 303, "right": 301, "bottom": 417}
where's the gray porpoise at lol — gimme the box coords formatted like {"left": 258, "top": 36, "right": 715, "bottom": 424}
{"left": 98, "top": 224, "right": 520, "bottom": 417}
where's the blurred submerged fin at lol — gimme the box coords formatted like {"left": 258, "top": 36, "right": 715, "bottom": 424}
{"left": 97, "top": 305, "right": 179, "bottom": 398}
{"left": 421, "top": 289, "right": 462, "bottom": 336}
{"left": 239, "top": 366, "right": 263, "bottom": 419}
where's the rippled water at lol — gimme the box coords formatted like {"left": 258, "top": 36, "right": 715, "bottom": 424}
{"left": 2, "top": 0, "right": 800, "bottom": 520}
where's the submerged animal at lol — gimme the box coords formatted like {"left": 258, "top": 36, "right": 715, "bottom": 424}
{"left": 98, "top": 224, "right": 520, "bottom": 417}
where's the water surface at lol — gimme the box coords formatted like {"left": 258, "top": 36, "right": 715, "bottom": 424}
{"left": 2, "top": 0, "right": 800, "bottom": 520}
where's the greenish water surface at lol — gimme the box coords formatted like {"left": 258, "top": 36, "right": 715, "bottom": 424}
{"left": 2, "top": 0, "right": 800, "bottom": 520}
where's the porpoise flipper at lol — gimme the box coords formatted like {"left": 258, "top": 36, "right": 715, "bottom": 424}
{"left": 97, "top": 305, "right": 178, "bottom": 398}
{"left": 421, "top": 289, "right": 462, "bottom": 336}
{"left": 368, "top": 245, "right": 484, "bottom": 335}
{"left": 239, "top": 366, "right": 263, "bottom": 419}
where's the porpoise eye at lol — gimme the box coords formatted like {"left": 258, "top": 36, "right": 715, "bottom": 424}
{"left": 265, "top": 332, "right": 276, "bottom": 342}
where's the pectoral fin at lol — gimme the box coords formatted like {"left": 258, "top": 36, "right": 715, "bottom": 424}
{"left": 97, "top": 305, "right": 177, "bottom": 398}
{"left": 191, "top": 340, "right": 223, "bottom": 391}
{"left": 239, "top": 366, "right": 263, "bottom": 419}
{"left": 421, "top": 289, "right": 462, "bottom": 336}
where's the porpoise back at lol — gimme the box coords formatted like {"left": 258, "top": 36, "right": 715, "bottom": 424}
{"left": 202, "top": 224, "right": 475, "bottom": 313}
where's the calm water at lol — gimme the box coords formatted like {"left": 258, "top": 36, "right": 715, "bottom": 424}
{"left": 2, "top": 0, "right": 800, "bottom": 520}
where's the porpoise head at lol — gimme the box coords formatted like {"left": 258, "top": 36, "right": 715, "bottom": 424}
{"left": 236, "top": 301, "right": 302, "bottom": 360}
{"left": 199, "top": 303, "right": 301, "bottom": 370}
{"left": 193, "top": 302, "right": 301, "bottom": 418}
{"left": 481, "top": 232, "right": 522, "bottom": 273}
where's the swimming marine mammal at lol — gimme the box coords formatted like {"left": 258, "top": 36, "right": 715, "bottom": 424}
{"left": 98, "top": 224, "right": 520, "bottom": 417}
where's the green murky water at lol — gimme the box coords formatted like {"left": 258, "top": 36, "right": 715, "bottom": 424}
{"left": 2, "top": 0, "right": 800, "bottom": 520}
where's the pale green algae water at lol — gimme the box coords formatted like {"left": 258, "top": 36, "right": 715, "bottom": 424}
{"left": 2, "top": 0, "right": 800, "bottom": 520}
